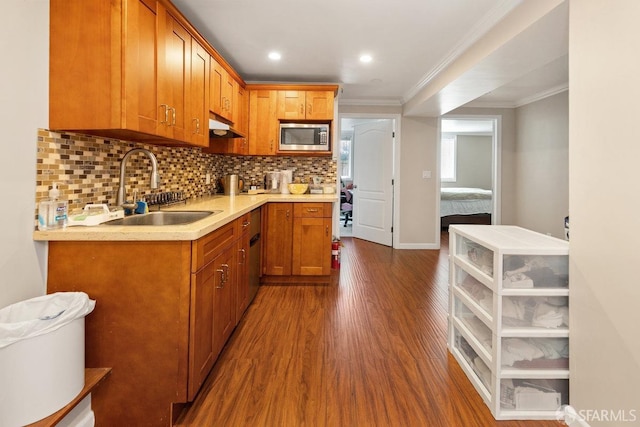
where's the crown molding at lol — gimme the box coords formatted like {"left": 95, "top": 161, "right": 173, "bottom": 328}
{"left": 338, "top": 98, "right": 403, "bottom": 107}
{"left": 514, "top": 83, "right": 568, "bottom": 107}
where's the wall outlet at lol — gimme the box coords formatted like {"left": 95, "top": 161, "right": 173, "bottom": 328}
{"left": 422, "top": 170, "right": 431, "bottom": 179}
{"left": 205, "top": 173, "right": 211, "bottom": 184}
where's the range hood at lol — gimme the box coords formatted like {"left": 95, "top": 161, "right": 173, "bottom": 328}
{"left": 209, "top": 118, "right": 245, "bottom": 139}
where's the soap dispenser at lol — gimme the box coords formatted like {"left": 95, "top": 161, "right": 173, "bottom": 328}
{"left": 38, "top": 183, "right": 68, "bottom": 230}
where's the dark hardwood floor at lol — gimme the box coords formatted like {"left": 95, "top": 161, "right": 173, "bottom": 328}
{"left": 176, "top": 234, "right": 562, "bottom": 427}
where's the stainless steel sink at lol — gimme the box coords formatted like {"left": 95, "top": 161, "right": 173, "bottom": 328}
{"left": 105, "top": 210, "right": 222, "bottom": 226}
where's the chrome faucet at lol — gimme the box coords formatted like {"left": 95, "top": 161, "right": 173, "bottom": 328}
{"left": 116, "top": 148, "right": 160, "bottom": 207}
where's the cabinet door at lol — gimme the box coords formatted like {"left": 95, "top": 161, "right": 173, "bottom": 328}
{"left": 158, "top": 9, "right": 190, "bottom": 141}
{"left": 236, "top": 219, "right": 251, "bottom": 321}
{"left": 263, "top": 203, "right": 293, "bottom": 275}
{"left": 213, "top": 243, "right": 237, "bottom": 358}
{"left": 292, "top": 217, "right": 332, "bottom": 275}
{"left": 210, "top": 60, "right": 235, "bottom": 122}
{"left": 305, "top": 90, "right": 334, "bottom": 120}
{"left": 277, "top": 90, "right": 305, "bottom": 120}
{"left": 188, "top": 261, "right": 215, "bottom": 400}
{"left": 249, "top": 90, "right": 279, "bottom": 155}
{"left": 209, "top": 59, "right": 224, "bottom": 116}
{"left": 222, "top": 76, "right": 236, "bottom": 122}
{"left": 124, "top": 0, "right": 160, "bottom": 135}
{"left": 188, "top": 39, "right": 209, "bottom": 147}
{"left": 50, "top": 0, "right": 160, "bottom": 133}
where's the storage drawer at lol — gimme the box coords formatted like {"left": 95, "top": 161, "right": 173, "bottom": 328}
{"left": 293, "top": 203, "right": 331, "bottom": 218}
{"left": 501, "top": 337, "right": 569, "bottom": 370}
{"left": 502, "top": 255, "right": 568, "bottom": 290}
{"left": 453, "top": 296, "right": 492, "bottom": 352}
{"left": 500, "top": 378, "right": 568, "bottom": 411}
{"left": 192, "top": 221, "right": 237, "bottom": 272}
{"left": 501, "top": 296, "right": 568, "bottom": 330}
{"left": 455, "top": 265, "right": 493, "bottom": 314}
{"left": 454, "top": 329, "right": 491, "bottom": 390}
{"left": 456, "top": 235, "right": 494, "bottom": 277}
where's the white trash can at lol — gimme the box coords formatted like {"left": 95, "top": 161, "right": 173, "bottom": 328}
{"left": 0, "top": 292, "right": 95, "bottom": 426}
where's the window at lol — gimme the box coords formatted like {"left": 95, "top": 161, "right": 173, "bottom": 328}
{"left": 441, "top": 134, "right": 456, "bottom": 182}
{"left": 340, "top": 138, "right": 352, "bottom": 180}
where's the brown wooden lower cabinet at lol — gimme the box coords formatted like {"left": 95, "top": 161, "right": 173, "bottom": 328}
{"left": 46, "top": 213, "right": 251, "bottom": 427}
{"left": 262, "top": 202, "right": 333, "bottom": 283}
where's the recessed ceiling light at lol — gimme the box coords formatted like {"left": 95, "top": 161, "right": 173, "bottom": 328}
{"left": 268, "top": 51, "right": 281, "bottom": 61}
{"left": 359, "top": 54, "right": 373, "bottom": 63}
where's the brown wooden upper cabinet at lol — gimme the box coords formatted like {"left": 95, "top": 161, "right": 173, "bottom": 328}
{"left": 277, "top": 90, "right": 335, "bottom": 121}
{"left": 247, "top": 85, "right": 338, "bottom": 156}
{"left": 248, "top": 90, "right": 279, "bottom": 156}
{"left": 49, "top": 0, "right": 244, "bottom": 149}
{"left": 50, "top": 0, "right": 191, "bottom": 145}
{"left": 189, "top": 38, "right": 210, "bottom": 147}
{"left": 210, "top": 59, "right": 237, "bottom": 123}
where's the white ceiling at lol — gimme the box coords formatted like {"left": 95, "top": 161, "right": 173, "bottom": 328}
{"left": 172, "top": 0, "right": 568, "bottom": 115}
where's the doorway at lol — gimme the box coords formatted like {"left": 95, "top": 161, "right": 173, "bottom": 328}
{"left": 439, "top": 116, "right": 501, "bottom": 228}
{"left": 339, "top": 116, "right": 397, "bottom": 247}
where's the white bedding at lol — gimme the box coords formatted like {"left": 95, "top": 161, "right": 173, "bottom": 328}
{"left": 441, "top": 187, "right": 492, "bottom": 217}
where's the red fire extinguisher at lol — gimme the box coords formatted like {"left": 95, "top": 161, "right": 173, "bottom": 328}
{"left": 331, "top": 240, "right": 341, "bottom": 269}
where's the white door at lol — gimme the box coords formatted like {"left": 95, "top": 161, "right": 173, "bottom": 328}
{"left": 352, "top": 119, "right": 394, "bottom": 246}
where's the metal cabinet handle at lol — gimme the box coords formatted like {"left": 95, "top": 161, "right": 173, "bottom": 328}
{"left": 300, "top": 103, "right": 304, "bottom": 114}
{"left": 308, "top": 104, "right": 312, "bottom": 115}
{"left": 160, "top": 104, "right": 169, "bottom": 124}
{"left": 215, "top": 268, "right": 225, "bottom": 288}
{"left": 306, "top": 208, "right": 319, "bottom": 213}
{"left": 326, "top": 225, "right": 329, "bottom": 236}
{"left": 286, "top": 209, "right": 290, "bottom": 218}
{"left": 171, "top": 107, "right": 176, "bottom": 126}
{"left": 242, "top": 221, "right": 250, "bottom": 228}
{"left": 239, "top": 248, "right": 246, "bottom": 264}
{"left": 193, "top": 118, "right": 200, "bottom": 134}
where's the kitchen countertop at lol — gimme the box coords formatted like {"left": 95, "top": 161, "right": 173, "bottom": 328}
{"left": 33, "top": 193, "right": 338, "bottom": 242}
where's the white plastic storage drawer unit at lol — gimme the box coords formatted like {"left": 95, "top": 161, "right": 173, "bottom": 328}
{"left": 447, "top": 225, "right": 569, "bottom": 421}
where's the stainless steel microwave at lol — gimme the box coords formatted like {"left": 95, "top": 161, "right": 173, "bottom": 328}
{"left": 279, "top": 123, "right": 330, "bottom": 151}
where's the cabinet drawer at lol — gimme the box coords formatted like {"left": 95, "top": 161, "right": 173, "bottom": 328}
{"left": 293, "top": 203, "right": 331, "bottom": 218}
{"left": 237, "top": 212, "right": 252, "bottom": 236}
{"left": 192, "top": 221, "right": 237, "bottom": 271}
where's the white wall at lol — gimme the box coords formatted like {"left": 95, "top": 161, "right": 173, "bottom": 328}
{"left": 441, "top": 135, "right": 492, "bottom": 189}
{"left": 398, "top": 116, "right": 439, "bottom": 247}
{"left": 0, "top": 0, "right": 49, "bottom": 308}
{"left": 570, "top": 2, "right": 640, "bottom": 425}
{"left": 339, "top": 105, "right": 440, "bottom": 249}
{"left": 515, "top": 91, "right": 568, "bottom": 238}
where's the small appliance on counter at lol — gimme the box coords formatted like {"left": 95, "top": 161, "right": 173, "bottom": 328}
{"left": 280, "top": 170, "right": 293, "bottom": 194}
{"left": 265, "top": 171, "right": 281, "bottom": 193}
{"left": 220, "top": 174, "right": 244, "bottom": 195}
{"left": 309, "top": 176, "right": 324, "bottom": 194}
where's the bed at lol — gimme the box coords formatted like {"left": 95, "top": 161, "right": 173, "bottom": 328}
{"left": 441, "top": 187, "right": 492, "bottom": 229}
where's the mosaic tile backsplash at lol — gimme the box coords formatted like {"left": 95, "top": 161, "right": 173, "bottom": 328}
{"left": 35, "top": 129, "right": 337, "bottom": 215}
